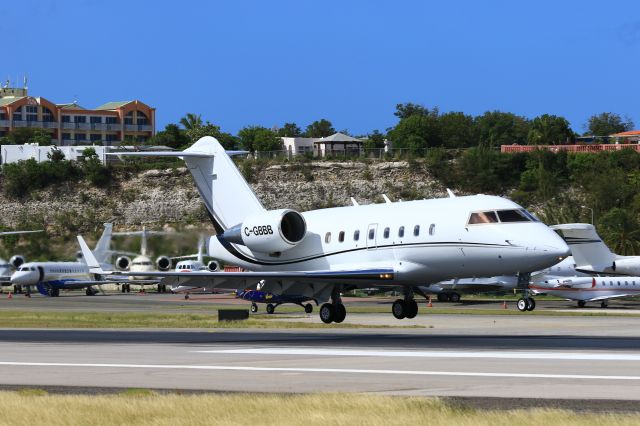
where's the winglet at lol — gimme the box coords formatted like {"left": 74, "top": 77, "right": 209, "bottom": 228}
{"left": 382, "top": 194, "right": 392, "bottom": 204}
{"left": 446, "top": 188, "right": 456, "bottom": 198}
{"left": 77, "top": 236, "right": 108, "bottom": 274}
{"left": 350, "top": 197, "right": 359, "bottom": 206}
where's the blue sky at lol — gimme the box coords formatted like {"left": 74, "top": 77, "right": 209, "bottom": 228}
{"left": 3, "top": 0, "right": 639, "bottom": 135}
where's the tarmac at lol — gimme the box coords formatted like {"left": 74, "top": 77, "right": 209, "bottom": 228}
{"left": 0, "top": 292, "right": 640, "bottom": 409}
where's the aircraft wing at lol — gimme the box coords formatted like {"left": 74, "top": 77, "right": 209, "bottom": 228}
{"left": 77, "top": 236, "right": 395, "bottom": 292}
{"left": 585, "top": 293, "right": 636, "bottom": 302}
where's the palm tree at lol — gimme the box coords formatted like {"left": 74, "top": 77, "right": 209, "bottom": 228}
{"left": 598, "top": 208, "right": 640, "bottom": 255}
{"left": 180, "top": 113, "right": 203, "bottom": 130}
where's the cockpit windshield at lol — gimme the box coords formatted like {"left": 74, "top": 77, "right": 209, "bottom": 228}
{"left": 468, "top": 209, "right": 539, "bottom": 225}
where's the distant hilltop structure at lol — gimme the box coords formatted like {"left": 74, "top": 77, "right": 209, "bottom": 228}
{"left": 0, "top": 78, "right": 155, "bottom": 146}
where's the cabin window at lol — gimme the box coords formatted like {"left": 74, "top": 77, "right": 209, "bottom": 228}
{"left": 383, "top": 227, "right": 390, "bottom": 239}
{"left": 625, "top": 281, "right": 629, "bottom": 285}
{"left": 497, "top": 209, "right": 531, "bottom": 223}
{"left": 413, "top": 225, "right": 420, "bottom": 237}
{"left": 618, "top": 281, "right": 621, "bottom": 286}
{"left": 338, "top": 231, "right": 345, "bottom": 243}
{"left": 398, "top": 226, "right": 405, "bottom": 238}
{"left": 368, "top": 229, "right": 375, "bottom": 240}
{"left": 325, "top": 232, "right": 331, "bottom": 243}
{"left": 468, "top": 211, "right": 498, "bottom": 225}
{"left": 429, "top": 224, "right": 435, "bottom": 236}
{"left": 354, "top": 230, "right": 360, "bottom": 241}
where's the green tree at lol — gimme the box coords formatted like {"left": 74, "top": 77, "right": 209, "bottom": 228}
{"left": 598, "top": 208, "right": 640, "bottom": 255}
{"left": 586, "top": 112, "right": 634, "bottom": 136}
{"left": 3, "top": 128, "right": 51, "bottom": 145}
{"left": 304, "top": 119, "right": 335, "bottom": 138}
{"left": 363, "top": 130, "right": 386, "bottom": 150}
{"left": 439, "top": 111, "right": 476, "bottom": 148}
{"left": 149, "top": 123, "right": 190, "bottom": 149}
{"left": 394, "top": 102, "right": 429, "bottom": 119}
{"left": 185, "top": 122, "right": 238, "bottom": 149}
{"left": 238, "top": 126, "right": 282, "bottom": 152}
{"left": 527, "top": 114, "right": 574, "bottom": 145}
{"left": 47, "top": 147, "right": 65, "bottom": 162}
{"left": 387, "top": 110, "right": 441, "bottom": 153}
{"left": 277, "top": 122, "right": 302, "bottom": 137}
{"left": 475, "top": 111, "right": 530, "bottom": 146}
{"left": 179, "top": 113, "right": 203, "bottom": 130}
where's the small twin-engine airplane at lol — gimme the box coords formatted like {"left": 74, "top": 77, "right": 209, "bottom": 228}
{"left": 78, "top": 136, "right": 570, "bottom": 324}
{"left": 236, "top": 288, "right": 315, "bottom": 314}
{"left": 0, "top": 230, "right": 43, "bottom": 292}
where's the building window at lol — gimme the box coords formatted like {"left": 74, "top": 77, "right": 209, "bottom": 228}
{"left": 125, "top": 112, "right": 133, "bottom": 125}
{"left": 62, "top": 133, "right": 71, "bottom": 140}
{"left": 353, "top": 230, "right": 360, "bottom": 241}
{"left": 383, "top": 227, "right": 390, "bottom": 239}
{"left": 26, "top": 106, "right": 37, "bottom": 113}
{"left": 75, "top": 133, "right": 87, "bottom": 141}
{"left": 106, "top": 116, "right": 118, "bottom": 124}
{"left": 136, "top": 112, "right": 148, "bottom": 125}
{"left": 42, "top": 108, "right": 54, "bottom": 122}
{"left": 26, "top": 112, "right": 38, "bottom": 122}
{"left": 414, "top": 225, "right": 420, "bottom": 236}
{"left": 74, "top": 116, "right": 86, "bottom": 123}
{"left": 13, "top": 107, "right": 22, "bottom": 121}
{"left": 90, "top": 116, "right": 102, "bottom": 124}
{"left": 338, "top": 231, "right": 345, "bottom": 243}
{"left": 62, "top": 115, "right": 71, "bottom": 122}
{"left": 105, "top": 134, "right": 118, "bottom": 142}
{"left": 90, "top": 134, "right": 101, "bottom": 141}
{"left": 325, "top": 232, "right": 331, "bottom": 244}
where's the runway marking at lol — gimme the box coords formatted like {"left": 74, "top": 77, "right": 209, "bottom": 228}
{"left": 0, "top": 361, "right": 639, "bottom": 381}
{"left": 195, "top": 348, "right": 640, "bottom": 361}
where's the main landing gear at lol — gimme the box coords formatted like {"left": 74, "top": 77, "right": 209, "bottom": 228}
{"left": 253, "top": 302, "right": 314, "bottom": 315}
{"left": 319, "top": 287, "right": 346, "bottom": 324}
{"left": 392, "top": 287, "right": 419, "bottom": 319}
{"left": 517, "top": 297, "right": 535, "bottom": 312}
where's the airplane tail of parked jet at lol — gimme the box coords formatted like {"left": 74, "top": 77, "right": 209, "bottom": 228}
{"left": 110, "top": 137, "right": 264, "bottom": 232}
{"left": 551, "top": 223, "right": 616, "bottom": 271}
{"left": 92, "top": 223, "right": 113, "bottom": 264}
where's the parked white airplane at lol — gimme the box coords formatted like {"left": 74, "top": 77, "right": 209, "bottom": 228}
{"left": 78, "top": 136, "right": 570, "bottom": 323}
{"left": 112, "top": 227, "right": 170, "bottom": 292}
{"left": 528, "top": 223, "right": 640, "bottom": 308}
{"left": 0, "top": 230, "right": 43, "bottom": 291}
{"left": 11, "top": 224, "right": 116, "bottom": 296}
{"left": 169, "top": 235, "right": 221, "bottom": 297}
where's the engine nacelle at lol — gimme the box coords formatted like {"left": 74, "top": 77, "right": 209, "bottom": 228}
{"left": 207, "top": 260, "right": 221, "bottom": 272}
{"left": 116, "top": 256, "right": 131, "bottom": 271}
{"left": 156, "top": 256, "right": 171, "bottom": 271}
{"left": 222, "top": 209, "right": 307, "bottom": 253}
{"left": 9, "top": 255, "right": 25, "bottom": 269}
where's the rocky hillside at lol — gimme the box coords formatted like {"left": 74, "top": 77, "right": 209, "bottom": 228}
{"left": 0, "top": 161, "right": 448, "bottom": 234}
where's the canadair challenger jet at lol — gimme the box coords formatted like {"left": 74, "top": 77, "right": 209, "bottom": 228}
{"left": 78, "top": 137, "right": 570, "bottom": 323}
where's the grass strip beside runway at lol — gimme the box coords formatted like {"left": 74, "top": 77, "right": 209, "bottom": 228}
{"left": 0, "top": 391, "right": 638, "bottom": 426}
{"left": 0, "top": 310, "right": 420, "bottom": 329}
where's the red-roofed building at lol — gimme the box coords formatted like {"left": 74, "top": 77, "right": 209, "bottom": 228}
{"left": 610, "top": 130, "right": 640, "bottom": 144}
{"left": 0, "top": 83, "right": 155, "bottom": 146}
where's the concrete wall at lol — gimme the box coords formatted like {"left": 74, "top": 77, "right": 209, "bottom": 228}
{"left": 0, "top": 144, "right": 109, "bottom": 165}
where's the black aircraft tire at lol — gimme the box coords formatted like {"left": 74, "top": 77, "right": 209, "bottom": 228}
{"left": 449, "top": 293, "right": 461, "bottom": 303}
{"left": 437, "top": 293, "right": 447, "bottom": 303}
{"left": 319, "top": 303, "right": 335, "bottom": 324}
{"left": 266, "top": 303, "right": 275, "bottom": 314}
{"left": 333, "top": 303, "right": 346, "bottom": 323}
{"left": 405, "top": 299, "right": 418, "bottom": 319}
{"left": 392, "top": 299, "right": 406, "bottom": 319}
{"left": 304, "top": 303, "right": 313, "bottom": 314}
{"left": 251, "top": 303, "right": 258, "bottom": 313}
{"left": 577, "top": 300, "right": 586, "bottom": 308}
{"left": 526, "top": 298, "right": 536, "bottom": 311}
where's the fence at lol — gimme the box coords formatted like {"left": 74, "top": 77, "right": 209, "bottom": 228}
{"left": 501, "top": 144, "right": 640, "bottom": 153}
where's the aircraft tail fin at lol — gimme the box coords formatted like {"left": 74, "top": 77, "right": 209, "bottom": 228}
{"left": 109, "top": 137, "right": 264, "bottom": 232}
{"left": 551, "top": 223, "right": 616, "bottom": 269}
{"left": 92, "top": 223, "right": 113, "bottom": 264}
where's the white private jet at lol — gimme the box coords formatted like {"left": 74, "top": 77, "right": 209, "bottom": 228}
{"left": 112, "top": 227, "right": 171, "bottom": 292}
{"left": 529, "top": 223, "right": 640, "bottom": 308}
{"left": 169, "top": 235, "right": 221, "bottom": 297}
{"left": 11, "top": 224, "right": 119, "bottom": 296}
{"left": 77, "top": 136, "right": 570, "bottom": 323}
{"left": 0, "top": 230, "right": 43, "bottom": 292}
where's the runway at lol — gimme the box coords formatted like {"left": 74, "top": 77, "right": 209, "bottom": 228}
{"left": 0, "top": 327, "right": 639, "bottom": 400}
